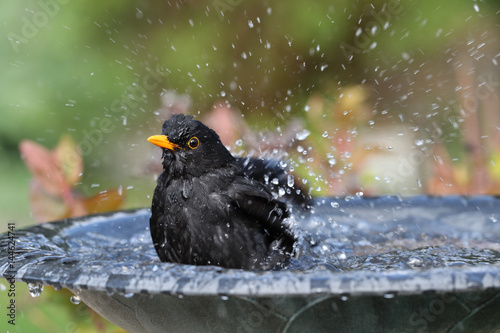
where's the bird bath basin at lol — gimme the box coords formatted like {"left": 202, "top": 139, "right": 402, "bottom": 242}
{"left": 2, "top": 196, "right": 500, "bottom": 332}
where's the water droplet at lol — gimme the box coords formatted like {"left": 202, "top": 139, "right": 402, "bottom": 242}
{"left": 287, "top": 174, "right": 294, "bottom": 188}
{"left": 383, "top": 293, "right": 396, "bottom": 299}
{"left": 330, "top": 202, "right": 339, "bottom": 208}
{"left": 322, "top": 131, "right": 329, "bottom": 138}
{"left": 278, "top": 188, "right": 286, "bottom": 197}
{"left": 220, "top": 295, "right": 229, "bottom": 301}
{"left": 473, "top": 3, "right": 480, "bottom": 12}
{"left": 248, "top": 20, "right": 254, "bottom": 28}
{"left": 490, "top": 215, "right": 498, "bottom": 223}
{"left": 415, "top": 139, "right": 424, "bottom": 146}
{"left": 70, "top": 295, "right": 81, "bottom": 304}
{"left": 295, "top": 129, "right": 311, "bottom": 141}
{"left": 235, "top": 139, "right": 243, "bottom": 146}
{"left": 123, "top": 292, "right": 134, "bottom": 298}
{"left": 28, "top": 283, "right": 44, "bottom": 297}
{"left": 328, "top": 158, "right": 336, "bottom": 166}
{"left": 407, "top": 256, "right": 424, "bottom": 268}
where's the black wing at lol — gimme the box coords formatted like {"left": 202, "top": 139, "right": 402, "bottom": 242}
{"left": 227, "top": 176, "right": 295, "bottom": 250}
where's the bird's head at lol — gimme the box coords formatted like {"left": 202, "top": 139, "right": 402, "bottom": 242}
{"left": 148, "top": 114, "right": 235, "bottom": 177}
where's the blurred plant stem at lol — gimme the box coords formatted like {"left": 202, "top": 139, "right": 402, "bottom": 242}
{"left": 428, "top": 51, "right": 500, "bottom": 195}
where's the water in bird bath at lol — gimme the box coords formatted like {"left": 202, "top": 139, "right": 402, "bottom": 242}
{"left": 290, "top": 197, "right": 500, "bottom": 272}
{"left": 3, "top": 196, "right": 500, "bottom": 286}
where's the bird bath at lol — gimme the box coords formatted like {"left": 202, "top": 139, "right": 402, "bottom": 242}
{"left": 2, "top": 196, "right": 500, "bottom": 332}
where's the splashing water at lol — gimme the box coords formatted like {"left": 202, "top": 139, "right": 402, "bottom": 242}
{"left": 295, "top": 129, "right": 311, "bottom": 141}
{"left": 9, "top": 199, "right": 500, "bottom": 273}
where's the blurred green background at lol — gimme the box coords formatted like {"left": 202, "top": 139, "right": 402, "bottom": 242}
{"left": 2, "top": 0, "right": 500, "bottom": 332}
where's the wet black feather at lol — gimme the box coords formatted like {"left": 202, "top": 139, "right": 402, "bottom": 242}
{"left": 150, "top": 114, "right": 295, "bottom": 270}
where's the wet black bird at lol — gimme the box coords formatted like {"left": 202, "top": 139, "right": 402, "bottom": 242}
{"left": 148, "top": 114, "right": 296, "bottom": 270}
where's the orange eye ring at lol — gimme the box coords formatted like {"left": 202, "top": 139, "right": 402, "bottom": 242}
{"left": 188, "top": 137, "right": 199, "bottom": 149}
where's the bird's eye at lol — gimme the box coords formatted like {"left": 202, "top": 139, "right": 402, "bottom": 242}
{"left": 188, "top": 137, "right": 199, "bottom": 149}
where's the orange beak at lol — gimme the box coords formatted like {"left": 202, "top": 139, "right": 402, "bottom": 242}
{"left": 147, "top": 135, "right": 180, "bottom": 150}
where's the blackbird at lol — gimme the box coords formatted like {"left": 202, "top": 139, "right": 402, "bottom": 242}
{"left": 148, "top": 114, "right": 296, "bottom": 270}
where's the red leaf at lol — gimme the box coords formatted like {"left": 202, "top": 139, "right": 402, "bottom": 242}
{"left": 20, "top": 140, "right": 68, "bottom": 197}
